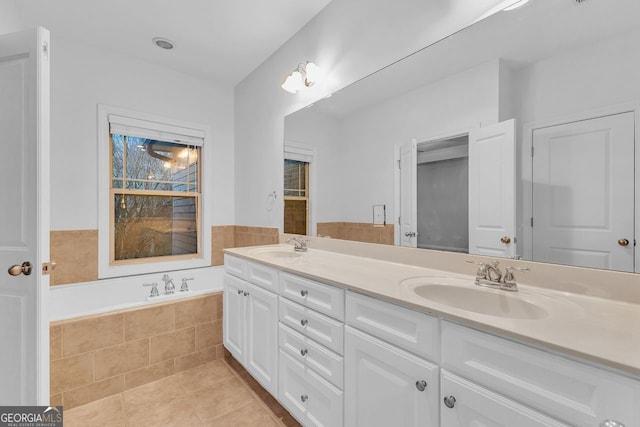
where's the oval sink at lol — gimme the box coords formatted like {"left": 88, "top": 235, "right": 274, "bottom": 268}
{"left": 402, "top": 278, "right": 549, "bottom": 320}
{"left": 247, "top": 247, "right": 303, "bottom": 259}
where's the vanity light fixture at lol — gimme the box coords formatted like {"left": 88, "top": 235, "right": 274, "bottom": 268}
{"left": 281, "top": 61, "right": 322, "bottom": 94}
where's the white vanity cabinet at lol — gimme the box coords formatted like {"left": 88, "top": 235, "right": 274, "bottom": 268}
{"left": 441, "top": 321, "right": 640, "bottom": 427}
{"left": 223, "top": 255, "right": 279, "bottom": 396}
{"left": 277, "top": 272, "right": 346, "bottom": 427}
{"left": 440, "top": 371, "right": 567, "bottom": 427}
{"left": 344, "top": 291, "right": 440, "bottom": 427}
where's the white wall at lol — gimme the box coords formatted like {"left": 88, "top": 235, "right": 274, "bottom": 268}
{"left": 51, "top": 36, "right": 235, "bottom": 230}
{"left": 514, "top": 28, "right": 640, "bottom": 125}
{"left": 234, "top": 0, "right": 508, "bottom": 229}
{"left": 0, "top": 0, "right": 23, "bottom": 35}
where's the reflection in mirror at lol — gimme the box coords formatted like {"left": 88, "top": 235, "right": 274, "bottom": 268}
{"left": 284, "top": 0, "right": 640, "bottom": 272}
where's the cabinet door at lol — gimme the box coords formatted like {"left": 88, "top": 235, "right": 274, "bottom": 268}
{"left": 223, "top": 273, "right": 245, "bottom": 362}
{"left": 345, "top": 326, "right": 439, "bottom": 427}
{"left": 441, "top": 371, "right": 567, "bottom": 427}
{"left": 245, "top": 283, "right": 278, "bottom": 395}
{"left": 279, "top": 350, "right": 308, "bottom": 424}
{"left": 305, "top": 367, "right": 344, "bottom": 427}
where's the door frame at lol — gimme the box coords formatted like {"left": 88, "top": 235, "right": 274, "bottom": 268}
{"left": 521, "top": 101, "right": 640, "bottom": 271}
{"left": 394, "top": 127, "right": 472, "bottom": 246}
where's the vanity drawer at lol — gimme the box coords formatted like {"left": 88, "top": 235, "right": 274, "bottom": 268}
{"left": 279, "top": 323, "right": 344, "bottom": 389}
{"left": 442, "top": 321, "right": 640, "bottom": 427}
{"left": 279, "top": 349, "right": 344, "bottom": 427}
{"left": 279, "top": 297, "right": 344, "bottom": 355}
{"left": 280, "top": 272, "right": 345, "bottom": 321}
{"left": 346, "top": 291, "right": 440, "bottom": 362}
{"left": 247, "top": 261, "right": 278, "bottom": 292}
{"left": 224, "top": 254, "right": 246, "bottom": 279}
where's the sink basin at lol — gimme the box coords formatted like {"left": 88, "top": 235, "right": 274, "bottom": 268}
{"left": 402, "top": 277, "right": 549, "bottom": 320}
{"left": 247, "top": 246, "right": 303, "bottom": 259}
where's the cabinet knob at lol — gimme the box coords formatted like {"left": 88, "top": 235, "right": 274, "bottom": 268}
{"left": 300, "top": 289, "right": 308, "bottom": 297}
{"left": 243, "top": 291, "right": 249, "bottom": 296}
{"left": 600, "top": 421, "right": 625, "bottom": 427}
{"left": 237, "top": 289, "right": 242, "bottom": 295}
{"left": 443, "top": 395, "right": 456, "bottom": 409}
{"left": 300, "top": 394, "right": 308, "bottom": 403}
{"left": 415, "top": 380, "right": 427, "bottom": 392}
{"left": 300, "top": 348, "right": 308, "bottom": 356}
{"left": 300, "top": 319, "right": 309, "bottom": 327}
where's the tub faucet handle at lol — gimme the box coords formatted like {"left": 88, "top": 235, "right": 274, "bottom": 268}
{"left": 143, "top": 282, "right": 159, "bottom": 297}
{"left": 181, "top": 277, "right": 194, "bottom": 292}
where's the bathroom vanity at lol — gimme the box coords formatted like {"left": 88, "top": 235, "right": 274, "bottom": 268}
{"left": 223, "top": 243, "right": 640, "bottom": 427}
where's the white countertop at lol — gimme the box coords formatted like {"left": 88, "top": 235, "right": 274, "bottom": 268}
{"left": 225, "top": 244, "right": 640, "bottom": 378}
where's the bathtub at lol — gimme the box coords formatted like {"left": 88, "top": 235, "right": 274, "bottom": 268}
{"left": 49, "top": 266, "right": 224, "bottom": 321}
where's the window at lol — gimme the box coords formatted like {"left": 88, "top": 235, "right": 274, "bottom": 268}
{"left": 284, "top": 159, "right": 309, "bottom": 235}
{"left": 99, "top": 106, "right": 211, "bottom": 278}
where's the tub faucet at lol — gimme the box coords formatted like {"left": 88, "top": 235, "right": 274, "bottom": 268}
{"left": 161, "top": 274, "right": 175, "bottom": 295}
{"left": 181, "top": 277, "right": 194, "bottom": 292}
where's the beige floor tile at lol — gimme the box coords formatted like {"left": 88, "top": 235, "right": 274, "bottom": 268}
{"left": 64, "top": 395, "right": 125, "bottom": 427}
{"left": 205, "top": 402, "right": 278, "bottom": 427}
{"left": 125, "top": 398, "right": 203, "bottom": 427}
{"left": 122, "top": 375, "right": 185, "bottom": 419}
{"left": 179, "top": 360, "right": 235, "bottom": 393}
{"left": 191, "top": 377, "right": 254, "bottom": 421}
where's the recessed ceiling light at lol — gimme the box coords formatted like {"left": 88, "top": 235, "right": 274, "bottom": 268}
{"left": 152, "top": 37, "right": 175, "bottom": 50}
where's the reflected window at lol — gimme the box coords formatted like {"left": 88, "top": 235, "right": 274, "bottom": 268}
{"left": 284, "top": 159, "right": 309, "bottom": 234}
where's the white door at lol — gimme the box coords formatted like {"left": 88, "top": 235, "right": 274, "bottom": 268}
{"left": 0, "top": 27, "right": 50, "bottom": 405}
{"left": 440, "top": 372, "right": 566, "bottom": 427}
{"left": 245, "top": 283, "right": 278, "bottom": 395}
{"left": 345, "top": 326, "right": 439, "bottom": 427}
{"left": 222, "top": 273, "right": 245, "bottom": 362}
{"left": 532, "top": 112, "right": 635, "bottom": 272}
{"left": 399, "top": 139, "right": 417, "bottom": 247}
{"left": 469, "top": 120, "right": 516, "bottom": 258}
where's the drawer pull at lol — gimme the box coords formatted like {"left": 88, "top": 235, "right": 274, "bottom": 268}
{"left": 600, "top": 421, "right": 625, "bottom": 427}
{"left": 237, "top": 289, "right": 242, "bottom": 295}
{"left": 300, "top": 319, "right": 309, "bottom": 327}
{"left": 300, "top": 348, "right": 308, "bottom": 357}
{"left": 300, "top": 394, "right": 308, "bottom": 403}
{"left": 300, "top": 289, "right": 308, "bottom": 297}
{"left": 243, "top": 291, "right": 250, "bottom": 296}
{"left": 443, "top": 395, "right": 456, "bottom": 409}
{"left": 415, "top": 380, "right": 427, "bottom": 392}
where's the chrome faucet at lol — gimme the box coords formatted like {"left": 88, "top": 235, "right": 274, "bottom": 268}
{"left": 467, "top": 260, "right": 529, "bottom": 292}
{"left": 180, "top": 277, "right": 194, "bottom": 292}
{"left": 287, "top": 236, "right": 309, "bottom": 252}
{"left": 161, "top": 274, "right": 175, "bottom": 295}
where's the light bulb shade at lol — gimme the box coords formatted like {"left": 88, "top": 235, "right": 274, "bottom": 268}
{"left": 281, "top": 70, "right": 305, "bottom": 93}
{"left": 304, "top": 62, "right": 322, "bottom": 84}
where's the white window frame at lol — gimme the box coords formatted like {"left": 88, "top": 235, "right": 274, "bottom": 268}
{"left": 98, "top": 104, "right": 212, "bottom": 279}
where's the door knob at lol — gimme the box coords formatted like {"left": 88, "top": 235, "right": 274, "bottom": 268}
{"left": 618, "top": 238, "right": 630, "bottom": 247}
{"left": 415, "top": 380, "right": 427, "bottom": 392}
{"left": 404, "top": 232, "right": 416, "bottom": 237}
{"left": 500, "top": 236, "right": 511, "bottom": 244}
{"left": 8, "top": 262, "right": 32, "bottom": 276}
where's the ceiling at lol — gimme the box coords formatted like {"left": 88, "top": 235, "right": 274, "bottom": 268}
{"left": 17, "top": 0, "right": 334, "bottom": 86}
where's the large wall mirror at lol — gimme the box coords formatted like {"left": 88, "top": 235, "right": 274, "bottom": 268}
{"left": 284, "top": 0, "right": 640, "bottom": 273}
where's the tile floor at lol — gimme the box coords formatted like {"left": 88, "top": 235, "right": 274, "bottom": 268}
{"left": 63, "top": 360, "right": 287, "bottom": 426}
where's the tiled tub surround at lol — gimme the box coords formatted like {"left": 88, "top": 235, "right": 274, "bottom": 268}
{"left": 317, "top": 222, "right": 394, "bottom": 245}
{"left": 50, "top": 225, "right": 279, "bottom": 285}
{"left": 50, "top": 293, "right": 223, "bottom": 409}
{"left": 225, "top": 242, "right": 640, "bottom": 425}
